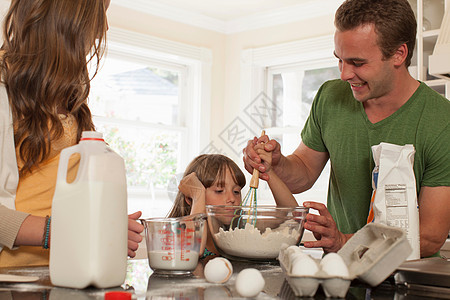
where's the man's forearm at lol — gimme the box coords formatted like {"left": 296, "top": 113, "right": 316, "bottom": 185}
{"left": 420, "top": 235, "right": 446, "bottom": 258}
{"left": 418, "top": 186, "right": 450, "bottom": 257}
{"left": 273, "top": 154, "right": 316, "bottom": 194}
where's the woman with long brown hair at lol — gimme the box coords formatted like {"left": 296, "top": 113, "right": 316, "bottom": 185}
{"left": 0, "top": 0, "right": 143, "bottom": 267}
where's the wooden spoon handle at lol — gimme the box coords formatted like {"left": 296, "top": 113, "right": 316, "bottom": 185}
{"left": 249, "top": 168, "right": 260, "bottom": 188}
{"left": 249, "top": 130, "right": 266, "bottom": 189}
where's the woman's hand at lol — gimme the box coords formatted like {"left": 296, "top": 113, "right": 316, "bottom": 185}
{"left": 127, "top": 211, "right": 144, "bottom": 258}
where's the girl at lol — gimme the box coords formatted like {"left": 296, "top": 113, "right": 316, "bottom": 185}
{"left": 168, "top": 153, "right": 298, "bottom": 258}
{"left": 168, "top": 154, "right": 246, "bottom": 257}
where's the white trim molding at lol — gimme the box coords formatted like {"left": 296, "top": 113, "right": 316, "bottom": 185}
{"left": 112, "top": 0, "right": 342, "bottom": 34}
{"left": 107, "top": 27, "right": 213, "bottom": 65}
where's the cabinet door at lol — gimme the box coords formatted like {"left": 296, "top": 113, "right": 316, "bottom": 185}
{"left": 408, "top": 0, "right": 449, "bottom": 99}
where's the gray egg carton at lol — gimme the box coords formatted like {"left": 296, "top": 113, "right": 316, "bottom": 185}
{"left": 279, "top": 223, "right": 412, "bottom": 298}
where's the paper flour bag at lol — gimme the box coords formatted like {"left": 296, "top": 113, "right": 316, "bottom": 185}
{"left": 367, "top": 142, "right": 420, "bottom": 260}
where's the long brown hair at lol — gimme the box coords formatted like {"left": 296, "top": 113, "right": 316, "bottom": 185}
{"left": 167, "top": 154, "right": 246, "bottom": 218}
{"left": 335, "top": 0, "right": 416, "bottom": 67}
{"left": 0, "top": 0, "right": 108, "bottom": 175}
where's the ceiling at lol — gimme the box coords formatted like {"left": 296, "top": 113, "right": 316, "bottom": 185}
{"left": 144, "top": 0, "right": 308, "bottom": 21}
{"left": 113, "top": 0, "right": 342, "bottom": 34}
{"left": 0, "top": 0, "right": 342, "bottom": 34}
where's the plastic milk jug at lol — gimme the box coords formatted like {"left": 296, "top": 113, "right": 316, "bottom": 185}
{"left": 50, "top": 131, "right": 128, "bottom": 289}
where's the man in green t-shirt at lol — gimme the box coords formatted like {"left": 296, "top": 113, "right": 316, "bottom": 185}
{"left": 243, "top": 0, "right": 449, "bottom": 258}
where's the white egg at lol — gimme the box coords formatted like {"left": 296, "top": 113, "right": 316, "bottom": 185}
{"left": 291, "top": 254, "right": 319, "bottom": 276}
{"left": 286, "top": 251, "right": 305, "bottom": 271}
{"left": 235, "top": 268, "right": 265, "bottom": 298}
{"left": 288, "top": 251, "right": 306, "bottom": 263}
{"left": 320, "top": 253, "right": 349, "bottom": 277}
{"left": 204, "top": 257, "right": 233, "bottom": 283}
{"left": 286, "top": 245, "right": 303, "bottom": 256}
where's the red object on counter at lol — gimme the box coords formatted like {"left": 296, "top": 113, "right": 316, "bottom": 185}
{"left": 104, "top": 291, "right": 132, "bottom": 300}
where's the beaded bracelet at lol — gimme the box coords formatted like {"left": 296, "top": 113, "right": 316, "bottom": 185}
{"left": 42, "top": 215, "right": 51, "bottom": 249}
{"left": 202, "top": 248, "right": 216, "bottom": 258}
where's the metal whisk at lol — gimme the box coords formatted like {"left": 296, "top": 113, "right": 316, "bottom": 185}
{"left": 233, "top": 130, "right": 265, "bottom": 228}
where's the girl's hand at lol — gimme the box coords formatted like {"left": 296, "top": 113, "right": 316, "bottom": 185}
{"left": 255, "top": 143, "right": 273, "bottom": 174}
{"left": 179, "top": 172, "right": 206, "bottom": 215}
{"left": 178, "top": 172, "right": 206, "bottom": 204}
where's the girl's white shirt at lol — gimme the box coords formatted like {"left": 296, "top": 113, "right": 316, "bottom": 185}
{"left": 0, "top": 83, "right": 19, "bottom": 252}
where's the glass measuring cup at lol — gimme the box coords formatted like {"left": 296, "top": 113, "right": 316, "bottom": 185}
{"left": 140, "top": 214, "right": 206, "bottom": 275}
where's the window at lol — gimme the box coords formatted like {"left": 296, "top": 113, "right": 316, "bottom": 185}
{"left": 241, "top": 35, "right": 339, "bottom": 205}
{"left": 90, "top": 28, "right": 211, "bottom": 217}
{"left": 266, "top": 65, "right": 340, "bottom": 205}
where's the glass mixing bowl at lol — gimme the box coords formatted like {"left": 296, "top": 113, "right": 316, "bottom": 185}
{"left": 205, "top": 205, "right": 309, "bottom": 262}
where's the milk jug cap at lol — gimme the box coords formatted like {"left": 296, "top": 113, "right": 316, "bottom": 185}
{"left": 104, "top": 291, "right": 132, "bottom": 300}
{"left": 80, "top": 131, "right": 104, "bottom": 141}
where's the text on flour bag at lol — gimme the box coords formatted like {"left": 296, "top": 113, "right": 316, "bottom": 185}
{"left": 50, "top": 131, "right": 128, "bottom": 289}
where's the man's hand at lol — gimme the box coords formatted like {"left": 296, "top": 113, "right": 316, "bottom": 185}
{"left": 302, "top": 201, "right": 352, "bottom": 253}
{"left": 242, "top": 134, "right": 282, "bottom": 181}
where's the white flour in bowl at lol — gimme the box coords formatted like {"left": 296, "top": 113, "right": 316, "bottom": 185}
{"left": 213, "top": 222, "right": 300, "bottom": 259}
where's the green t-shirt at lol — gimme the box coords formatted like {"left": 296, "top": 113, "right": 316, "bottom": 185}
{"left": 301, "top": 79, "right": 450, "bottom": 234}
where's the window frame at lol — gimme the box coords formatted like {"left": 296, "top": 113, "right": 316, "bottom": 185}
{"left": 103, "top": 27, "right": 213, "bottom": 167}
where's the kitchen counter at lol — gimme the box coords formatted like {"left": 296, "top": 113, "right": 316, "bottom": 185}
{"left": 0, "top": 258, "right": 449, "bottom": 299}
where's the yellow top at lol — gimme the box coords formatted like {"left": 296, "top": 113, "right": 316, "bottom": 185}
{"left": 0, "top": 114, "right": 79, "bottom": 267}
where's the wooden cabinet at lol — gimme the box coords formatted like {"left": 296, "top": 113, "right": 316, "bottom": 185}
{"left": 408, "top": 0, "right": 450, "bottom": 99}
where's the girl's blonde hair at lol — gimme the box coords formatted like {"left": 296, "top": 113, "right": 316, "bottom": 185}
{"left": 1, "top": 0, "right": 108, "bottom": 175}
{"left": 167, "top": 154, "right": 246, "bottom": 218}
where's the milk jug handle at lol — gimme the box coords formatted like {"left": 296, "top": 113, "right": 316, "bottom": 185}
{"left": 57, "top": 145, "right": 81, "bottom": 183}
